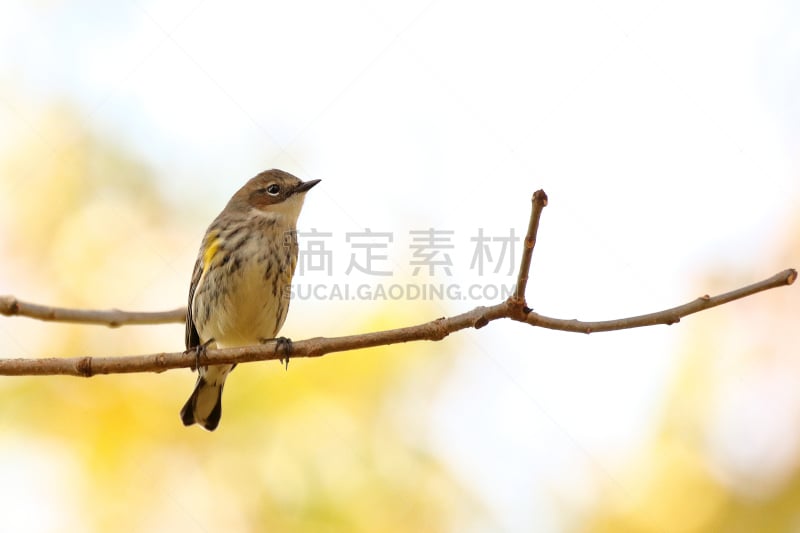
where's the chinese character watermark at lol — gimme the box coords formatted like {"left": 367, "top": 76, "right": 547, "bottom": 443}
{"left": 409, "top": 228, "right": 454, "bottom": 276}
{"left": 297, "top": 228, "right": 333, "bottom": 275}
{"left": 345, "top": 229, "right": 393, "bottom": 276}
{"left": 469, "top": 228, "right": 519, "bottom": 275}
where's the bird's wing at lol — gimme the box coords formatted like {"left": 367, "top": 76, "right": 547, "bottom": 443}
{"left": 185, "top": 257, "right": 203, "bottom": 350}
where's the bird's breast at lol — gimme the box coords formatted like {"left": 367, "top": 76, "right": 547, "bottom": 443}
{"left": 194, "top": 229, "right": 296, "bottom": 347}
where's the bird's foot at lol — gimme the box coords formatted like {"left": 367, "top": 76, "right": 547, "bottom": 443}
{"left": 260, "top": 336, "right": 293, "bottom": 370}
{"left": 183, "top": 338, "right": 215, "bottom": 372}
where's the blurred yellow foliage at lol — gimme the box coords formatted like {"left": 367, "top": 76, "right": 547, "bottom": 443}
{"left": 582, "top": 214, "right": 800, "bottom": 533}
{"left": 0, "top": 106, "right": 486, "bottom": 532}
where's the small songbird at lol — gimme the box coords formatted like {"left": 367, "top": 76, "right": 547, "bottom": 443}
{"left": 180, "top": 169, "right": 320, "bottom": 431}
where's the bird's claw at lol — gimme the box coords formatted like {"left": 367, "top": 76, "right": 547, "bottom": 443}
{"left": 277, "top": 337, "right": 292, "bottom": 370}
{"left": 183, "top": 338, "right": 215, "bottom": 372}
{"left": 261, "top": 336, "right": 293, "bottom": 370}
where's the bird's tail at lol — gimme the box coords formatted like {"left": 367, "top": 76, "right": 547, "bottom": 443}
{"left": 180, "top": 364, "right": 233, "bottom": 431}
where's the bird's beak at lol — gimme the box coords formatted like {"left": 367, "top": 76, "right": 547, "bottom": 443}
{"left": 294, "top": 179, "right": 321, "bottom": 194}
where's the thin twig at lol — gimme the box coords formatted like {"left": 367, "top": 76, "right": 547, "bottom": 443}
{"left": 523, "top": 269, "right": 797, "bottom": 333}
{"left": 512, "top": 189, "right": 548, "bottom": 305}
{"left": 0, "top": 296, "right": 185, "bottom": 326}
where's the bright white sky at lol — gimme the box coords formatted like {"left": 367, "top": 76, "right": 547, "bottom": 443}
{"left": 1, "top": 1, "right": 798, "bottom": 531}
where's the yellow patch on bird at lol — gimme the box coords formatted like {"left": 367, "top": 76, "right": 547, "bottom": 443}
{"left": 203, "top": 233, "right": 222, "bottom": 274}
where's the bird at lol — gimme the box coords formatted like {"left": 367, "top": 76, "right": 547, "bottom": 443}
{"left": 180, "top": 169, "right": 320, "bottom": 430}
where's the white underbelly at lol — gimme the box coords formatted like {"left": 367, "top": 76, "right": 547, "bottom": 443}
{"left": 198, "top": 261, "right": 286, "bottom": 348}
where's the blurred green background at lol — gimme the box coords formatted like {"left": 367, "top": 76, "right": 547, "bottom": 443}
{"left": 1, "top": 2, "right": 799, "bottom": 532}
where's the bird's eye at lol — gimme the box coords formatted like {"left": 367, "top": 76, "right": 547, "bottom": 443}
{"left": 266, "top": 184, "right": 280, "bottom": 196}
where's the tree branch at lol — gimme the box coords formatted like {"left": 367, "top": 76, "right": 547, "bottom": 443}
{"left": 0, "top": 296, "right": 185, "bottom": 326}
{"left": 0, "top": 190, "right": 795, "bottom": 377}
{"left": 522, "top": 268, "right": 796, "bottom": 333}
{"left": 512, "top": 189, "right": 547, "bottom": 305}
